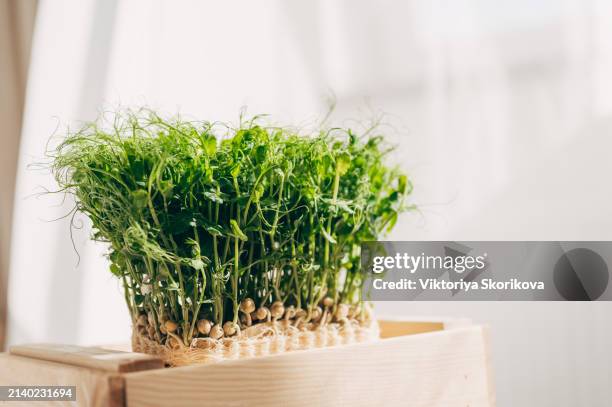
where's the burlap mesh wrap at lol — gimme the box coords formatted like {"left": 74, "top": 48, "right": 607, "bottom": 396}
{"left": 132, "top": 318, "right": 380, "bottom": 366}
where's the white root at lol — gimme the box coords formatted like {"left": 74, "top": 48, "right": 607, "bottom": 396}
{"left": 283, "top": 306, "right": 296, "bottom": 326}
{"left": 166, "top": 332, "right": 185, "bottom": 349}
{"left": 191, "top": 337, "right": 215, "bottom": 350}
{"left": 310, "top": 306, "right": 323, "bottom": 323}
{"left": 320, "top": 308, "right": 329, "bottom": 326}
{"left": 334, "top": 304, "right": 349, "bottom": 322}
{"left": 293, "top": 308, "right": 307, "bottom": 328}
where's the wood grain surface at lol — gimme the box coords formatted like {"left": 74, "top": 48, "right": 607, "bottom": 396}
{"left": 0, "top": 319, "right": 495, "bottom": 407}
{"left": 9, "top": 344, "right": 163, "bottom": 373}
{"left": 0, "top": 354, "right": 123, "bottom": 407}
{"left": 124, "top": 324, "right": 495, "bottom": 407}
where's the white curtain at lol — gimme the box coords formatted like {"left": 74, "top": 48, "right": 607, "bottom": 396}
{"left": 8, "top": 1, "right": 612, "bottom": 405}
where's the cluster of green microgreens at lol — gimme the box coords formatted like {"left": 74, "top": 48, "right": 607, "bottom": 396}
{"left": 51, "top": 109, "right": 411, "bottom": 346}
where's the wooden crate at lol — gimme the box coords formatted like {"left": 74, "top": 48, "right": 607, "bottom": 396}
{"left": 0, "top": 319, "right": 495, "bottom": 407}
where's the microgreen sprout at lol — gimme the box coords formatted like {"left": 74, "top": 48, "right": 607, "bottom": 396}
{"left": 51, "top": 109, "right": 412, "bottom": 346}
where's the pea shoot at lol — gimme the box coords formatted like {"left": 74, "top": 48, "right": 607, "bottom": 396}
{"left": 51, "top": 109, "right": 412, "bottom": 347}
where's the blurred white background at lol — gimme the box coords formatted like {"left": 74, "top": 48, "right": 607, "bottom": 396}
{"left": 6, "top": 0, "right": 612, "bottom": 406}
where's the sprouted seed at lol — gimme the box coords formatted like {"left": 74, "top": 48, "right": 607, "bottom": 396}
{"left": 197, "top": 319, "right": 212, "bottom": 335}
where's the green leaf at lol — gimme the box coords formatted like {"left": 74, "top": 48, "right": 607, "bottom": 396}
{"left": 205, "top": 224, "right": 224, "bottom": 236}
{"left": 385, "top": 211, "right": 398, "bottom": 232}
{"left": 203, "top": 190, "right": 224, "bottom": 203}
{"left": 336, "top": 152, "right": 351, "bottom": 176}
{"left": 190, "top": 258, "right": 205, "bottom": 271}
{"left": 203, "top": 136, "right": 216, "bottom": 155}
{"left": 131, "top": 189, "right": 148, "bottom": 209}
{"left": 230, "top": 219, "right": 248, "bottom": 241}
{"left": 110, "top": 264, "right": 122, "bottom": 276}
{"left": 323, "top": 198, "right": 354, "bottom": 214}
{"left": 231, "top": 164, "right": 241, "bottom": 178}
{"left": 398, "top": 174, "right": 407, "bottom": 194}
{"left": 255, "top": 145, "right": 267, "bottom": 162}
{"left": 336, "top": 199, "right": 354, "bottom": 214}
{"left": 160, "top": 181, "right": 174, "bottom": 199}
{"left": 321, "top": 227, "right": 337, "bottom": 244}
{"left": 274, "top": 167, "right": 284, "bottom": 178}
{"left": 252, "top": 182, "right": 265, "bottom": 203}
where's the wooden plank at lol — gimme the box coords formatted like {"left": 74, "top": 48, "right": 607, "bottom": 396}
{"left": 378, "top": 317, "right": 472, "bottom": 339}
{"left": 124, "top": 325, "right": 494, "bottom": 407}
{"left": 0, "top": 354, "right": 124, "bottom": 407}
{"left": 379, "top": 320, "right": 444, "bottom": 338}
{"left": 9, "top": 344, "right": 164, "bottom": 373}
{"left": 378, "top": 317, "right": 472, "bottom": 338}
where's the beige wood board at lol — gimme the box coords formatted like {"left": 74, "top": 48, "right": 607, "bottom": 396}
{"left": 124, "top": 324, "right": 495, "bottom": 407}
{"left": 9, "top": 344, "right": 163, "bottom": 373}
{"left": 0, "top": 353, "right": 123, "bottom": 407}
